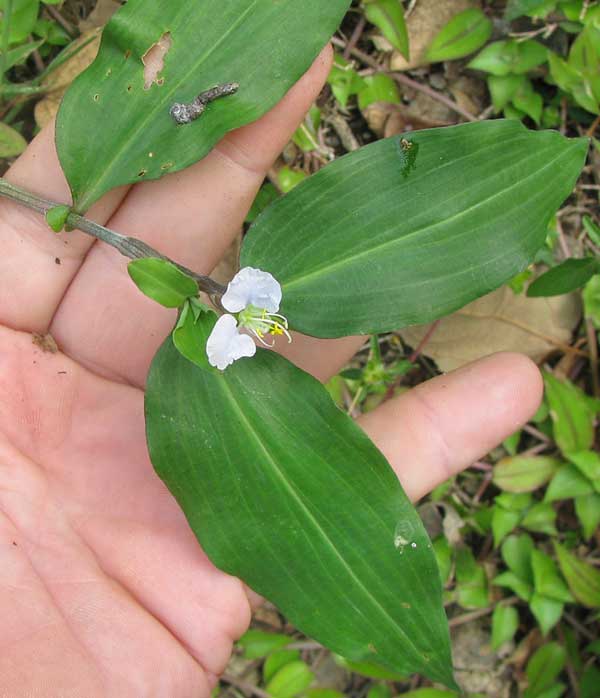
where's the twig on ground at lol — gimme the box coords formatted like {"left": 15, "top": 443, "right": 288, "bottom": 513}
{"left": 343, "top": 15, "right": 366, "bottom": 61}
{"left": 330, "top": 37, "right": 478, "bottom": 123}
{"left": 44, "top": 4, "right": 78, "bottom": 38}
{"left": 221, "top": 674, "right": 271, "bottom": 698}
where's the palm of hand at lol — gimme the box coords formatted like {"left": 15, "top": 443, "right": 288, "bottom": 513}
{"left": 0, "top": 48, "right": 542, "bottom": 697}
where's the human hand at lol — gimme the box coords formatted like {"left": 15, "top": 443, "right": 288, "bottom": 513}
{"left": 0, "top": 45, "right": 542, "bottom": 696}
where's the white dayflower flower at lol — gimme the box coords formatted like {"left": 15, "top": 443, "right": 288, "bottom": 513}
{"left": 206, "top": 314, "right": 256, "bottom": 371}
{"left": 206, "top": 267, "right": 291, "bottom": 371}
{"left": 221, "top": 266, "right": 282, "bottom": 313}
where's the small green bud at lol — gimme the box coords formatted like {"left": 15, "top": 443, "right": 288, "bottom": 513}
{"left": 46, "top": 205, "right": 71, "bottom": 233}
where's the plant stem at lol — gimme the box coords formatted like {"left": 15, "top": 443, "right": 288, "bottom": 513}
{"left": 0, "top": 0, "right": 13, "bottom": 89}
{"left": 0, "top": 178, "right": 226, "bottom": 296}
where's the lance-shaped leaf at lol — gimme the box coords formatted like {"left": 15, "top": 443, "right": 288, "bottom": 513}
{"left": 56, "top": 0, "right": 351, "bottom": 212}
{"left": 527, "top": 257, "right": 600, "bottom": 297}
{"left": 146, "top": 336, "right": 454, "bottom": 687}
{"left": 241, "top": 120, "right": 588, "bottom": 338}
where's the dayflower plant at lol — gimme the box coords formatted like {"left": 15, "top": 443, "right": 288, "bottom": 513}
{"left": 207, "top": 266, "right": 292, "bottom": 370}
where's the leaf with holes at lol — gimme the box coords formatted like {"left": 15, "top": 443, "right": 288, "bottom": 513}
{"left": 56, "top": 0, "right": 351, "bottom": 212}
{"left": 146, "top": 336, "right": 455, "bottom": 687}
{"left": 241, "top": 121, "right": 587, "bottom": 338}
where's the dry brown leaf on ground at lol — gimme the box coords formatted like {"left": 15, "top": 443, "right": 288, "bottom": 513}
{"left": 362, "top": 95, "right": 453, "bottom": 137}
{"left": 34, "top": 0, "right": 121, "bottom": 129}
{"left": 34, "top": 29, "right": 102, "bottom": 129}
{"left": 400, "top": 286, "right": 581, "bottom": 372}
{"left": 452, "top": 619, "right": 512, "bottom": 698}
{"left": 390, "top": 0, "right": 479, "bottom": 71}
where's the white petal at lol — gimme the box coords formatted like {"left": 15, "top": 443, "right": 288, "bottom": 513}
{"left": 206, "top": 314, "right": 256, "bottom": 370}
{"left": 222, "top": 267, "right": 282, "bottom": 313}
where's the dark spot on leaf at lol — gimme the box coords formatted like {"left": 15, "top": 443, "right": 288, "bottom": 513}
{"left": 160, "top": 162, "right": 174, "bottom": 170}
{"left": 106, "top": 68, "right": 112, "bottom": 77}
{"left": 124, "top": 49, "right": 131, "bottom": 60}
{"left": 138, "top": 168, "right": 147, "bottom": 177}
{"left": 126, "top": 84, "right": 132, "bottom": 92}
{"left": 93, "top": 93, "right": 100, "bottom": 102}
{"left": 396, "top": 136, "right": 419, "bottom": 178}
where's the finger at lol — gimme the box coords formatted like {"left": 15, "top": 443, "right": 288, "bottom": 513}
{"left": 358, "top": 353, "right": 544, "bottom": 501}
{"left": 0, "top": 123, "right": 128, "bottom": 333}
{"left": 50, "top": 45, "right": 334, "bottom": 386}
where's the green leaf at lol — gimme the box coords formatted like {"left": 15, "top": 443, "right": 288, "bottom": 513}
{"left": 56, "top": 0, "right": 352, "bottom": 212}
{"left": 241, "top": 120, "right": 587, "bottom": 338}
{"left": 426, "top": 9, "right": 492, "bottom": 62}
{"left": 581, "top": 666, "right": 600, "bottom": 698}
{"left": 265, "top": 661, "right": 314, "bottom": 698}
{"left": 524, "top": 642, "right": 567, "bottom": 697}
{"left": 527, "top": 257, "right": 600, "bottom": 296}
{"left": 292, "top": 106, "right": 321, "bottom": 153}
{"left": 503, "top": 429, "right": 522, "bottom": 456}
{"left": 305, "top": 690, "right": 345, "bottom": 698}
{"left": 45, "top": 204, "right": 71, "bottom": 233}
{"left": 0, "top": 38, "right": 43, "bottom": 71}
{"left": 512, "top": 79, "right": 543, "bottom": 125}
{"left": 246, "top": 183, "right": 279, "bottom": 224}
{"left": 277, "top": 166, "right": 307, "bottom": 194}
{"left": 502, "top": 534, "right": 535, "bottom": 582}
{"left": 469, "top": 40, "right": 547, "bottom": 76}
{"left": 544, "top": 372, "right": 597, "bottom": 454}
{"left": 0, "top": 121, "right": 27, "bottom": 158}
{"left": 493, "top": 456, "right": 561, "bottom": 493}
{"left": 433, "top": 536, "right": 452, "bottom": 586}
{"left": 455, "top": 546, "right": 488, "bottom": 608}
{"left": 264, "top": 650, "right": 301, "bottom": 684}
{"left": 568, "top": 450, "right": 600, "bottom": 484}
{"left": 0, "top": 0, "right": 40, "bottom": 45}
{"left": 531, "top": 549, "right": 574, "bottom": 603}
{"left": 554, "top": 541, "right": 600, "bottom": 607}
{"left": 496, "top": 492, "right": 533, "bottom": 511}
{"left": 367, "top": 684, "right": 392, "bottom": 698}
{"left": 333, "top": 655, "right": 407, "bottom": 681}
{"left": 493, "top": 570, "right": 533, "bottom": 601}
{"left": 488, "top": 74, "right": 527, "bottom": 112}
{"left": 506, "top": 0, "right": 558, "bottom": 20}
{"left": 146, "top": 339, "right": 455, "bottom": 687}
{"left": 402, "top": 688, "right": 458, "bottom": 698}
{"left": 491, "top": 605, "right": 519, "bottom": 650}
{"left": 127, "top": 258, "right": 198, "bottom": 308}
{"left": 357, "top": 74, "right": 401, "bottom": 110}
{"left": 583, "top": 275, "right": 600, "bottom": 328}
{"left": 237, "top": 630, "right": 291, "bottom": 659}
{"left": 583, "top": 215, "right": 600, "bottom": 246}
{"left": 172, "top": 299, "right": 217, "bottom": 371}
{"left": 530, "top": 594, "right": 564, "bottom": 635}
{"left": 575, "top": 493, "right": 600, "bottom": 539}
{"left": 327, "top": 54, "right": 364, "bottom": 109}
{"left": 492, "top": 505, "right": 522, "bottom": 547}
{"left": 362, "top": 0, "right": 409, "bottom": 60}
{"left": 545, "top": 463, "right": 595, "bottom": 501}
{"left": 521, "top": 502, "right": 557, "bottom": 536}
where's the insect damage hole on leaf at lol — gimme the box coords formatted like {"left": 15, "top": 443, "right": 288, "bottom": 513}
{"left": 142, "top": 31, "right": 172, "bottom": 90}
